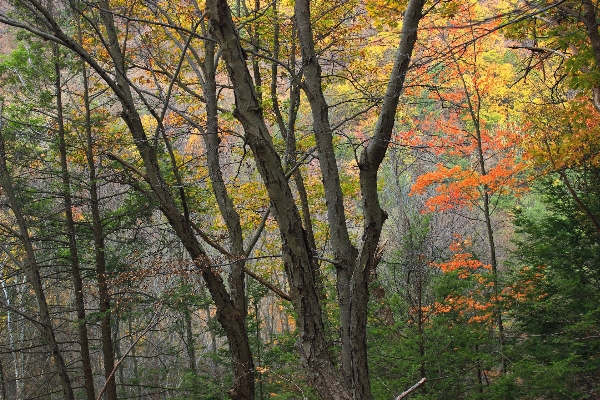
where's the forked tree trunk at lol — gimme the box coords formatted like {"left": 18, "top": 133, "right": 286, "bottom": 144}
{"left": 295, "top": 0, "right": 425, "bottom": 396}
{"left": 206, "top": 0, "right": 425, "bottom": 397}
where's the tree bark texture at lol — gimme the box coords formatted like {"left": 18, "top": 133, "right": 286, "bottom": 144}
{"left": 294, "top": 0, "right": 358, "bottom": 387}
{"left": 206, "top": 0, "right": 351, "bottom": 398}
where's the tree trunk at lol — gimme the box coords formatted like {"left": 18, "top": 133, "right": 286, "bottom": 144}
{"left": 201, "top": 33, "right": 248, "bottom": 319}
{"left": 456, "top": 56, "right": 506, "bottom": 372}
{"left": 0, "top": 349, "right": 6, "bottom": 400}
{"left": 294, "top": 0, "right": 358, "bottom": 386}
{"left": 206, "top": 1, "right": 351, "bottom": 398}
{"left": 184, "top": 306, "right": 197, "bottom": 373}
{"left": 0, "top": 110, "right": 75, "bottom": 400}
{"left": 94, "top": 3, "right": 256, "bottom": 397}
{"left": 472, "top": 88, "right": 505, "bottom": 372}
{"left": 53, "top": 42, "right": 96, "bottom": 400}
{"left": 1, "top": 271, "right": 21, "bottom": 399}
{"left": 79, "top": 44, "right": 120, "bottom": 400}
{"left": 353, "top": 0, "right": 424, "bottom": 396}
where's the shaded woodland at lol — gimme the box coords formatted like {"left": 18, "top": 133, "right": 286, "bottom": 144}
{"left": 0, "top": 0, "right": 599, "bottom": 399}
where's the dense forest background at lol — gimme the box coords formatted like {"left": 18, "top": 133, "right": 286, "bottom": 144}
{"left": 0, "top": 0, "right": 599, "bottom": 399}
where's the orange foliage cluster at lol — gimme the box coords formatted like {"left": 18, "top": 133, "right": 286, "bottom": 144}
{"left": 427, "top": 238, "right": 496, "bottom": 325}
{"left": 410, "top": 164, "right": 480, "bottom": 212}
{"left": 401, "top": 0, "right": 528, "bottom": 214}
{"left": 501, "top": 265, "right": 547, "bottom": 304}
{"left": 409, "top": 124, "right": 526, "bottom": 213}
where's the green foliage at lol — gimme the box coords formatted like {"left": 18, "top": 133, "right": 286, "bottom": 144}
{"left": 504, "top": 170, "right": 600, "bottom": 398}
{"left": 259, "top": 332, "right": 319, "bottom": 399}
{"left": 173, "top": 370, "right": 227, "bottom": 400}
{"left": 369, "top": 214, "right": 476, "bottom": 399}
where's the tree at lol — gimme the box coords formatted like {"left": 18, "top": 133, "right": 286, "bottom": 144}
{"left": 508, "top": 0, "right": 600, "bottom": 111}
{"left": 0, "top": 0, "right": 426, "bottom": 398}
{"left": 508, "top": 0, "right": 600, "bottom": 234}
{"left": 504, "top": 170, "right": 600, "bottom": 398}
{"left": 407, "top": 1, "right": 528, "bottom": 376}
{"left": 0, "top": 108, "right": 75, "bottom": 399}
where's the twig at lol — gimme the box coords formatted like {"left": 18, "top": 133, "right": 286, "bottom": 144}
{"left": 396, "top": 378, "right": 426, "bottom": 399}
{"left": 95, "top": 303, "right": 162, "bottom": 400}
{"left": 243, "top": 267, "right": 291, "bottom": 302}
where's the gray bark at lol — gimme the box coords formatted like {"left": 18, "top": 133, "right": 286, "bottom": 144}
{"left": 206, "top": 0, "right": 350, "bottom": 398}
{"left": 207, "top": 0, "right": 425, "bottom": 397}
{"left": 293, "top": 1, "right": 358, "bottom": 385}
{"left": 295, "top": 0, "right": 425, "bottom": 396}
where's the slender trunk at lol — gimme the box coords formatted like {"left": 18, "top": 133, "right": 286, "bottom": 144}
{"left": 201, "top": 30, "right": 256, "bottom": 400}
{"left": 251, "top": 0, "right": 262, "bottom": 103}
{"left": 270, "top": 17, "right": 320, "bottom": 291}
{"left": 0, "top": 110, "right": 75, "bottom": 400}
{"left": 476, "top": 345, "right": 483, "bottom": 398}
{"left": 79, "top": 45, "right": 119, "bottom": 400}
{"left": 254, "top": 302, "right": 264, "bottom": 400}
{"left": 417, "top": 267, "right": 426, "bottom": 394}
{"left": 353, "top": 0, "right": 424, "bottom": 395}
{"left": 184, "top": 307, "right": 197, "bottom": 373}
{"left": 1, "top": 274, "right": 20, "bottom": 399}
{"left": 454, "top": 48, "right": 505, "bottom": 372}
{"left": 0, "top": 349, "right": 5, "bottom": 400}
{"left": 53, "top": 43, "right": 96, "bottom": 400}
{"left": 201, "top": 33, "right": 248, "bottom": 319}
{"left": 129, "top": 314, "right": 141, "bottom": 399}
{"left": 207, "top": 305, "right": 217, "bottom": 358}
{"left": 113, "top": 315, "right": 125, "bottom": 388}
{"left": 473, "top": 101, "right": 505, "bottom": 373}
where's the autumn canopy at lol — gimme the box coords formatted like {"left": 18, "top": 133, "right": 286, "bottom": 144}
{"left": 0, "top": 0, "right": 599, "bottom": 399}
